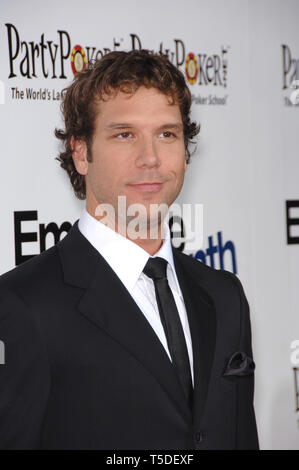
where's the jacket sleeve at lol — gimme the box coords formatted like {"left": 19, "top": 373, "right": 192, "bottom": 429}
{"left": 0, "top": 286, "right": 51, "bottom": 449}
{"left": 232, "top": 275, "right": 259, "bottom": 450}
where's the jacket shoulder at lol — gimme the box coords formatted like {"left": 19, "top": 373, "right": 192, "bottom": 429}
{"left": 173, "top": 247, "right": 244, "bottom": 290}
{"left": 0, "top": 244, "right": 61, "bottom": 299}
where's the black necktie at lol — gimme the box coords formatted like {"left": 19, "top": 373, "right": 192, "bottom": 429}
{"left": 143, "top": 256, "right": 193, "bottom": 410}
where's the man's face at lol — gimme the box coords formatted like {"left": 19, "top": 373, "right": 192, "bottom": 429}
{"left": 74, "top": 86, "right": 187, "bottom": 230}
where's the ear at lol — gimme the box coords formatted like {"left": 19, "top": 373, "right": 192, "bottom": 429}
{"left": 71, "top": 136, "right": 89, "bottom": 175}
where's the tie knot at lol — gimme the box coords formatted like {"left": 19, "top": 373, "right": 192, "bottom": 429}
{"left": 143, "top": 257, "right": 168, "bottom": 280}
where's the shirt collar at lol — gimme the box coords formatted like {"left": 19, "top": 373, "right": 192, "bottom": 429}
{"left": 78, "top": 207, "right": 182, "bottom": 297}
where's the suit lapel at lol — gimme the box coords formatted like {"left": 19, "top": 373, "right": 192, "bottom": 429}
{"left": 58, "top": 221, "right": 193, "bottom": 425}
{"left": 172, "top": 249, "right": 217, "bottom": 425}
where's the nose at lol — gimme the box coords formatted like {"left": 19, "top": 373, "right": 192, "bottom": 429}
{"left": 135, "top": 135, "right": 161, "bottom": 169}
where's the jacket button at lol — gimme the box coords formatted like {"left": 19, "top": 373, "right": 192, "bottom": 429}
{"left": 195, "top": 431, "right": 205, "bottom": 442}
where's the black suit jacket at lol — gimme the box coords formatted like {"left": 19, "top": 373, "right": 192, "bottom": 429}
{"left": 0, "top": 220, "right": 259, "bottom": 449}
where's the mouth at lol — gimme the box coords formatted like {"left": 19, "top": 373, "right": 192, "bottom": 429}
{"left": 127, "top": 182, "right": 164, "bottom": 193}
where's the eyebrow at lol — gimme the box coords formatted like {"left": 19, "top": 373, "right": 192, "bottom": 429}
{"left": 157, "top": 123, "right": 183, "bottom": 131}
{"left": 104, "top": 122, "right": 183, "bottom": 131}
{"left": 104, "top": 123, "right": 134, "bottom": 130}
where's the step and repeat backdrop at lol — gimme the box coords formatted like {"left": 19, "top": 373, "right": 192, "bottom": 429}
{"left": 0, "top": 0, "right": 298, "bottom": 449}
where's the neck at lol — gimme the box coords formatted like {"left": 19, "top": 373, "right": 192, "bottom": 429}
{"left": 86, "top": 202, "right": 165, "bottom": 256}
{"left": 125, "top": 230, "right": 163, "bottom": 256}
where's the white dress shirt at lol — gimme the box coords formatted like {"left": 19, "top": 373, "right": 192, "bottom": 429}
{"left": 78, "top": 207, "right": 194, "bottom": 386}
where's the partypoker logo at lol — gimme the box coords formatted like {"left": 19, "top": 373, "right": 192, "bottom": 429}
{"left": 71, "top": 45, "right": 87, "bottom": 75}
{"left": 185, "top": 53, "right": 198, "bottom": 85}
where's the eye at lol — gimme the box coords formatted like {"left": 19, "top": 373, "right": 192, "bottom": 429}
{"left": 160, "top": 131, "right": 176, "bottom": 138}
{"left": 115, "top": 131, "right": 133, "bottom": 139}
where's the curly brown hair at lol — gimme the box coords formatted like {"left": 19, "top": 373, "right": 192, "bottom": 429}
{"left": 55, "top": 49, "right": 200, "bottom": 200}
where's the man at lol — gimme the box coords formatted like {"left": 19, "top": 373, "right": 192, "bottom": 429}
{"left": 0, "top": 50, "right": 259, "bottom": 450}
